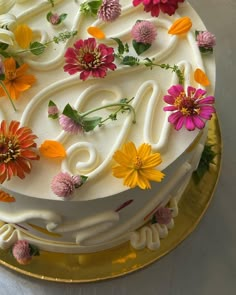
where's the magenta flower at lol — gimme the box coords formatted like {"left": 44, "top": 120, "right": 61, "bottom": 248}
{"left": 163, "top": 84, "right": 215, "bottom": 131}
{"left": 12, "top": 240, "right": 32, "bottom": 265}
{"left": 59, "top": 114, "right": 83, "bottom": 134}
{"left": 51, "top": 172, "right": 84, "bottom": 198}
{"left": 133, "top": 0, "right": 185, "bottom": 17}
{"left": 64, "top": 38, "right": 116, "bottom": 81}
{"left": 196, "top": 31, "right": 216, "bottom": 50}
{"left": 154, "top": 207, "right": 172, "bottom": 225}
{"left": 131, "top": 20, "right": 157, "bottom": 44}
{"left": 98, "top": 0, "right": 121, "bottom": 22}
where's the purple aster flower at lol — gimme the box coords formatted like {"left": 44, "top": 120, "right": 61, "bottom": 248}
{"left": 154, "top": 207, "right": 172, "bottom": 225}
{"left": 98, "top": 0, "right": 121, "bottom": 22}
{"left": 196, "top": 31, "right": 216, "bottom": 49}
{"left": 163, "top": 84, "right": 215, "bottom": 131}
{"left": 51, "top": 172, "right": 83, "bottom": 198}
{"left": 131, "top": 20, "right": 157, "bottom": 44}
{"left": 59, "top": 114, "right": 83, "bottom": 134}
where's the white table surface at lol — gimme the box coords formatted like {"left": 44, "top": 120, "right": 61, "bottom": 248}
{"left": 1, "top": 0, "right": 235, "bottom": 294}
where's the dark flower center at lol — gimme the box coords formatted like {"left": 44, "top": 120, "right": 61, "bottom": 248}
{"left": 83, "top": 53, "right": 95, "bottom": 63}
{"left": 174, "top": 92, "right": 200, "bottom": 116}
{"left": 0, "top": 136, "right": 20, "bottom": 163}
{"left": 79, "top": 48, "right": 102, "bottom": 70}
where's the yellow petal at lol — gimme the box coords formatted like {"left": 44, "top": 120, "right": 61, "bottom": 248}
{"left": 14, "top": 24, "right": 33, "bottom": 49}
{"left": 168, "top": 17, "right": 192, "bottom": 35}
{"left": 137, "top": 143, "right": 152, "bottom": 159}
{"left": 112, "top": 165, "right": 131, "bottom": 178}
{"left": 123, "top": 142, "right": 137, "bottom": 159}
{"left": 87, "top": 26, "right": 106, "bottom": 39}
{"left": 194, "top": 68, "right": 210, "bottom": 86}
{"left": 39, "top": 140, "right": 66, "bottom": 159}
{"left": 124, "top": 170, "right": 139, "bottom": 188}
{"left": 140, "top": 169, "right": 165, "bottom": 182}
{"left": 142, "top": 153, "right": 162, "bottom": 169}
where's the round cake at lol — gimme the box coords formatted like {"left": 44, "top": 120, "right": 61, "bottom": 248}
{"left": 0, "top": 0, "right": 216, "bottom": 261}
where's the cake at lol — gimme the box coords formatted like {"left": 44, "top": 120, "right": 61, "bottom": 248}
{"left": 0, "top": 0, "right": 216, "bottom": 263}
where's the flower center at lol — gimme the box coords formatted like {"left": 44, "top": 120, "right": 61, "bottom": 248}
{"left": 79, "top": 48, "right": 102, "bottom": 70}
{"left": 6, "top": 70, "right": 17, "bottom": 81}
{"left": 134, "top": 156, "right": 143, "bottom": 170}
{"left": 0, "top": 136, "right": 20, "bottom": 163}
{"left": 174, "top": 92, "right": 200, "bottom": 116}
{"left": 83, "top": 52, "right": 95, "bottom": 64}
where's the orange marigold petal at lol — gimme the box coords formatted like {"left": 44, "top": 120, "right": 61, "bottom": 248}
{"left": 4, "top": 57, "right": 16, "bottom": 73}
{"left": 87, "top": 27, "right": 106, "bottom": 39}
{"left": 20, "top": 150, "right": 40, "bottom": 160}
{"left": 168, "top": 17, "right": 192, "bottom": 35}
{"left": 14, "top": 24, "right": 33, "bottom": 49}
{"left": 194, "top": 68, "right": 210, "bottom": 86}
{"left": 39, "top": 140, "right": 66, "bottom": 159}
{"left": 15, "top": 63, "right": 29, "bottom": 77}
{"left": 0, "top": 190, "right": 16, "bottom": 203}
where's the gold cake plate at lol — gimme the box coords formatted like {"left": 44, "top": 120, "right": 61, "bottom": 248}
{"left": 0, "top": 115, "right": 222, "bottom": 283}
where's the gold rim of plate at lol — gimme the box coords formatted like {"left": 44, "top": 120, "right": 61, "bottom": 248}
{"left": 0, "top": 115, "right": 222, "bottom": 283}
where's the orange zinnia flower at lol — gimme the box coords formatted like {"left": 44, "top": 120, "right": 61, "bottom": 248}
{"left": 0, "top": 120, "right": 40, "bottom": 183}
{"left": 0, "top": 57, "right": 36, "bottom": 99}
{"left": 112, "top": 142, "right": 165, "bottom": 189}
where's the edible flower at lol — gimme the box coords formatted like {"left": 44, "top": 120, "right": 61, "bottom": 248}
{"left": 112, "top": 142, "right": 165, "bottom": 189}
{"left": 0, "top": 57, "right": 36, "bottom": 100}
{"left": 196, "top": 30, "right": 216, "bottom": 53}
{"left": 64, "top": 38, "right": 116, "bottom": 80}
{"left": 153, "top": 207, "right": 172, "bottom": 225}
{"left": 168, "top": 16, "right": 192, "bottom": 35}
{"left": 0, "top": 190, "right": 15, "bottom": 203}
{"left": 87, "top": 26, "right": 106, "bottom": 39}
{"left": 163, "top": 84, "right": 215, "bottom": 131}
{"left": 131, "top": 20, "right": 157, "bottom": 44}
{"left": 14, "top": 24, "right": 33, "bottom": 49}
{"left": 12, "top": 240, "right": 39, "bottom": 265}
{"left": 194, "top": 68, "right": 210, "bottom": 86}
{"left": 132, "top": 0, "right": 185, "bottom": 17}
{"left": 39, "top": 140, "right": 66, "bottom": 159}
{"left": 0, "top": 120, "right": 39, "bottom": 184}
{"left": 46, "top": 11, "right": 67, "bottom": 26}
{"left": 98, "top": 0, "right": 121, "bottom": 22}
{"left": 51, "top": 172, "right": 87, "bottom": 198}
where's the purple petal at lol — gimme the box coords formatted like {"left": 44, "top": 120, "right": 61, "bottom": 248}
{"left": 198, "top": 96, "right": 215, "bottom": 105}
{"left": 192, "top": 115, "right": 205, "bottom": 129}
{"left": 187, "top": 86, "right": 197, "bottom": 97}
{"left": 163, "top": 106, "right": 177, "bottom": 112}
{"left": 193, "top": 88, "right": 206, "bottom": 99}
{"left": 168, "top": 111, "right": 183, "bottom": 124}
{"left": 185, "top": 116, "right": 195, "bottom": 131}
{"left": 175, "top": 116, "right": 185, "bottom": 130}
{"left": 164, "top": 95, "right": 175, "bottom": 105}
{"left": 168, "top": 84, "right": 184, "bottom": 97}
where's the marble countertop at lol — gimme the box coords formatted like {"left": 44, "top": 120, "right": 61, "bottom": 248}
{"left": 1, "top": 0, "right": 235, "bottom": 294}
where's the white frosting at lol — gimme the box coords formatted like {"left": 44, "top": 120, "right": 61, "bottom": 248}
{"left": 0, "top": 1, "right": 215, "bottom": 253}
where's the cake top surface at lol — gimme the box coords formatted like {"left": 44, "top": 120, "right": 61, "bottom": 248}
{"left": 0, "top": 0, "right": 215, "bottom": 201}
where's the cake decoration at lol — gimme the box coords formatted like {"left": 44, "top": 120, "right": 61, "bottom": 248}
{"left": 46, "top": 11, "right": 67, "bottom": 26}
{"left": 151, "top": 206, "right": 172, "bottom": 225}
{"left": 39, "top": 140, "right": 66, "bottom": 159}
{"left": 132, "top": 0, "right": 185, "bottom": 17}
{"left": 196, "top": 30, "right": 216, "bottom": 54}
{"left": 112, "top": 142, "right": 165, "bottom": 189}
{"left": 168, "top": 16, "right": 192, "bottom": 35}
{"left": 12, "top": 239, "right": 39, "bottom": 265}
{"left": 163, "top": 85, "right": 215, "bottom": 131}
{"left": 0, "top": 120, "right": 39, "bottom": 184}
{"left": 194, "top": 68, "right": 210, "bottom": 86}
{"left": 0, "top": 190, "right": 16, "bottom": 203}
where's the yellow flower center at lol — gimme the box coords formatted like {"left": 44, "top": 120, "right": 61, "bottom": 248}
{"left": 6, "top": 70, "right": 17, "bottom": 81}
{"left": 134, "top": 156, "right": 143, "bottom": 170}
{"left": 0, "top": 136, "right": 20, "bottom": 163}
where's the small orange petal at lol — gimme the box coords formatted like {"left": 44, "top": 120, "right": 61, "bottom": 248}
{"left": 194, "top": 68, "right": 210, "bottom": 86}
{"left": 14, "top": 24, "right": 33, "bottom": 49}
{"left": 168, "top": 17, "right": 192, "bottom": 35}
{"left": 87, "top": 27, "right": 106, "bottom": 39}
{"left": 0, "top": 190, "right": 16, "bottom": 203}
{"left": 39, "top": 140, "right": 66, "bottom": 159}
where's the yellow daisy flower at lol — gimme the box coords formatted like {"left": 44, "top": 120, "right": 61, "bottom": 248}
{"left": 112, "top": 142, "right": 165, "bottom": 189}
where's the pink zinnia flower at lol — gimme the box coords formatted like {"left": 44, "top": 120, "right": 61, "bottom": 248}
{"left": 163, "top": 84, "right": 215, "bottom": 131}
{"left": 12, "top": 240, "right": 32, "bottom": 265}
{"left": 196, "top": 31, "right": 216, "bottom": 49}
{"left": 64, "top": 38, "right": 116, "bottom": 81}
{"left": 59, "top": 114, "right": 83, "bottom": 134}
{"left": 154, "top": 207, "right": 172, "bottom": 225}
{"left": 51, "top": 172, "right": 83, "bottom": 198}
{"left": 133, "top": 0, "right": 185, "bottom": 17}
{"left": 131, "top": 20, "right": 157, "bottom": 44}
{"left": 98, "top": 0, "right": 121, "bottom": 22}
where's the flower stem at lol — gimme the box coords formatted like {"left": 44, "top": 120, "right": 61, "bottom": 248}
{"left": 81, "top": 98, "right": 136, "bottom": 123}
{"left": 0, "top": 81, "right": 17, "bottom": 111}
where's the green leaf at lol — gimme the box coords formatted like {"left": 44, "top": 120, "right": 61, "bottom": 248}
{"left": 151, "top": 214, "right": 157, "bottom": 224}
{"left": 0, "top": 50, "right": 11, "bottom": 58}
{"left": 0, "top": 74, "right": 5, "bottom": 81}
{"left": 112, "top": 38, "right": 126, "bottom": 55}
{"left": 46, "top": 11, "right": 53, "bottom": 22}
{"left": 59, "top": 13, "right": 67, "bottom": 23}
{"left": 48, "top": 100, "right": 57, "bottom": 107}
{"left": 0, "top": 42, "right": 9, "bottom": 50}
{"left": 121, "top": 56, "right": 139, "bottom": 66}
{"left": 62, "top": 104, "right": 80, "bottom": 123}
{"left": 30, "top": 42, "right": 46, "bottom": 55}
{"left": 199, "top": 47, "right": 213, "bottom": 54}
{"left": 88, "top": 0, "right": 102, "bottom": 14}
{"left": 132, "top": 40, "right": 151, "bottom": 56}
{"left": 81, "top": 116, "right": 102, "bottom": 132}
{"left": 29, "top": 244, "right": 40, "bottom": 257}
